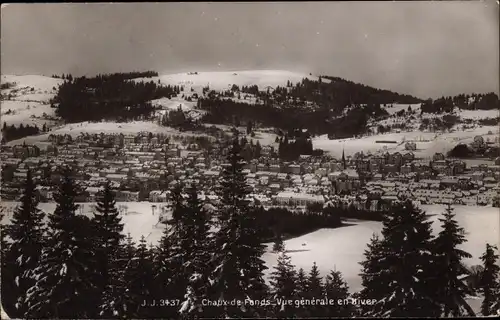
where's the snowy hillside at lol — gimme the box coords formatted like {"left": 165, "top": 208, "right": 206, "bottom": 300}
{"left": 135, "top": 70, "right": 323, "bottom": 94}
{"left": 2, "top": 71, "right": 498, "bottom": 159}
{"left": 1, "top": 75, "right": 63, "bottom": 127}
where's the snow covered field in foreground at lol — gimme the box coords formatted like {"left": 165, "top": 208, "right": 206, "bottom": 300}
{"left": 1, "top": 202, "right": 498, "bottom": 295}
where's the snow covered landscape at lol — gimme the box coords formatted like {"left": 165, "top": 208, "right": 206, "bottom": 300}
{"left": 2, "top": 201, "right": 497, "bottom": 315}
{"left": 2, "top": 2, "right": 499, "bottom": 319}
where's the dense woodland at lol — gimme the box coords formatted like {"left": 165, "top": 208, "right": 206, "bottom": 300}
{"left": 1, "top": 122, "right": 45, "bottom": 143}
{"left": 44, "top": 71, "right": 423, "bottom": 139}
{"left": 198, "top": 77, "right": 407, "bottom": 138}
{"left": 2, "top": 139, "right": 500, "bottom": 319}
{"left": 420, "top": 93, "right": 500, "bottom": 114}
{"left": 52, "top": 72, "right": 179, "bottom": 123}
{"left": 10, "top": 70, "right": 496, "bottom": 141}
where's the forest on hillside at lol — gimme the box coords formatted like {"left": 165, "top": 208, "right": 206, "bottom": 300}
{"left": 420, "top": 93, "right": 500, "bottom": 114}
{"left": 52, "top": 72, "right": 179, "bottom": 123}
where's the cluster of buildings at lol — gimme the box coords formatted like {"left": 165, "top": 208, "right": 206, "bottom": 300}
{"left": 2, "top": 132, "right": 500, "bottom": 213}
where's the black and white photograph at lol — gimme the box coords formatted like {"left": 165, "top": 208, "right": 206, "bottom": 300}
{"left": 1, "top": 2, "right": 499, "bottom": 318}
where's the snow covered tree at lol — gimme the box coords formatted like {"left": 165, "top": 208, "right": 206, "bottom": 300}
{"left": 124, "top": 236, "right": 156, "bottom": 318}
{"left": 479, "top": 244, "right": 500, "bottom": 316}
{"left": 93, "top": 180, "right": 124, "bottom": 295}
{"left": 360, "top": 200, "right": 441, "bottom": 317}
{"left": 296, "top": 267, "right": 308, "bottom": 296}
{"left": 98, "top": 234, "right": 136, "bottom": 318}
{"left": 2, "top": 170, "right": 46, "bottom": 317}
{"left": 358, "top": 233, "right": 386, "bottom": 316}
{"left": 433, "top": 204, "right": 474, "bottom": 316}
{"left": 324, "top": 270, "right": 353, "bottom": 317}
{"left": 210, "top": 138, "right": 268, "bottom": 318}
{"left": 25, "top": 168, "right": 100, "bottom": 318}
{"left": 179, "top": 184, "right": 213, "bottom": 317}
{"left": 269, "top": 248, "right": 298, "bottom": 318}
{"left": 306, "top": 262, "right": 325, "bottom": 317}
{"left": 164, "top": 183, "right": 191, "bottom": 307}
{"left": 294, "top": 267, "right": 309, "bottom": 318}
{"left": 149, "top": 184, "right": 186, "bottom": 318}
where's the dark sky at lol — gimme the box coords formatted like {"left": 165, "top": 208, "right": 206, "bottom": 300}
{"left": 1, "top": 2, "right": 498, "bottom": 99}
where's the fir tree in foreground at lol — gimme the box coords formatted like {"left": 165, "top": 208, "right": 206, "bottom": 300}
{"left": 93, "top": 181, "right": 124, "bottom": 295}
{"left": 305, "top": 262, "right": 325, "bottom": 317}
{"left": 324, "top": 270, "right": 354, "bottom": 317}
{"left": 358, "top": 233, "right": 384, "bottom": 316}
{"left": 295, "top": 267, "right": 309, "bottom": 318}
{"left": 126, "top": 236, "right": 156, "bottom": 318}
{"left": 179, "top": 184, "right": 213, "bottom": 317}
{"left": 25, "top": 168, "right": 100, "bottom": 318}
{"left": 479, "top": 243, "right": 500, "bottom": 316}
{"left": 359, "top": 200, "right": 441, "bottom": 317}
{"left": 147, "top": 183, "right": 191, "bottom": 319}
{"left": 162, "top": 183, "right": 191, "bottom": 316}
{"left": 2, "top": 170, "right": 46, "bottom": 318}
{"left": 433, "top": 204, "right": 474, "bottom": 316}
{"left": 99, "top": 233, "right": 136, "bottom": 318}
{"left": 269, "top": 247, "right": 298, "bottom": 318}
{"left": 210, "top": 138, "right": 268, "bottom": 318}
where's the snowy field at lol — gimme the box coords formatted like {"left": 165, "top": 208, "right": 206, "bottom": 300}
{"left": 1, "top": 201, "right": 498, "bottom": 294}
{"left": 263, "top": 204, "right": 499, "bottom": 293}
{"left": 314, "top": 125, "right": 499, "bottom": 159}
{"left": 1, "top": 75, "right": 62, "bottom": 92}
{"left": 150, "top": 96, "right": 196, "bottom": 112}
{"left": 1, "top": 100, "right": 56, "bottom": 127}
{"left": 383, "top": 103, "right": 422, "bottom": 115}
{"left": 457, "top": 109, "right": 499, "bottom": 120}
{"left": 134, "top": 70, "right": 323, "bottom": 93}
{"left": 1, "top": 75, "right": 62, "bottom": 127}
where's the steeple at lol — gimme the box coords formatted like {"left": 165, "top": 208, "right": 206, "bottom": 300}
{"left": 342, "top": 148, "right": 346, "bottom": 170}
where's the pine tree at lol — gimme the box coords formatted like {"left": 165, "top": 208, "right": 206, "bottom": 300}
{"left": 210, "top": 138, "right": 268, "bottom": 318}
{"left": 294, "top": 267, "right": 309, "bottom": 318}
{"left": 296, "top": 267, "right": 308, "bottom": 296}
{"left": 98, "top": 234, "right": 136, "bottom": 318}
{"left": 2, "top": 170, "right": 46, "bottom": 317}
{"left": 151, "top": 222, "right": 179, "bottom": 319}
{"left": 306, "top": 262, "right": 325, "bottom": 317}
{"left": 125, "top": 236, "right": 156, "bottom": 318}
{"left": 179, "top": 184, "right": 212, "bottom": 317}
{"left": 92, "top": 180, "right": 125, "bottom": 300}
{"left": 479, "top": 244, "right": 500, "bottom": 316}
{"left": 360, "top": 200, "right": 441, "bottom": 317}
{"left": 358, "top": 233, "right": 386, "bottom": 316}
{"left": 25, "top": 168, "right": 100, "bottom": 318}
{"left": 149, "top": 184, "right": 187, "bottom": 318}
{"left": 269, "top": 248, "right": 298, "bottom": 318}
{"left": 433, "top": 204, "right": 474, "bottom": 316}
{"left": 324, "top": 270, "right": 353, "bottom": 317}
{"left": 165, "top": 183, "right": 190, "bottom": 304}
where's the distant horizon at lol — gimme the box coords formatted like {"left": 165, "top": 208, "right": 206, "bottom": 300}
{"left": 3, "top": 68, "right": 498, "bottom": 101}
{"left": 2, "top": 2, "right": 498, "bottom": 99}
